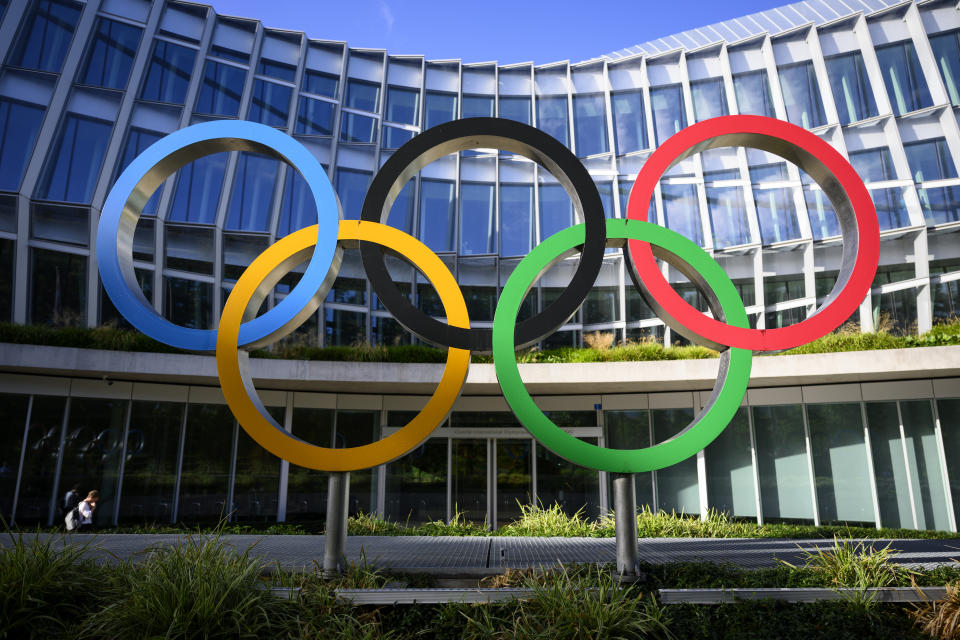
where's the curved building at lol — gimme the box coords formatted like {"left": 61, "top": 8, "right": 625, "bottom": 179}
{"left": 0, "top": 0, "right": 959, "bottom": 531}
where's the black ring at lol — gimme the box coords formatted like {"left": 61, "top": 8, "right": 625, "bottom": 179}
{"left": 360, "top": 117, "right": 607, "bottom": 353}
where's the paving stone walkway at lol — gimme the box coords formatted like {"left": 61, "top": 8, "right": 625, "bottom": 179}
{"left": 6, "top": 534, "right": 960, "bottom": 573}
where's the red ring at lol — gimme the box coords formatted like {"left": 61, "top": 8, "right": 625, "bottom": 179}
{"left": 626, "top": 115, "right": 879, "bottom": 352}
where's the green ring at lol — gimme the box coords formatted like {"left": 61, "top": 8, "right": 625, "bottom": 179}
{"left": 492, "top": 219, "right": 753, "bottom": 473}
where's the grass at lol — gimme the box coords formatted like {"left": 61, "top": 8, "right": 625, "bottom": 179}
{"left": 3, "top": 317, "right": 958, "bottom": 363}
{"left": 4, "top": 532, "right": 959, "bottom": 639}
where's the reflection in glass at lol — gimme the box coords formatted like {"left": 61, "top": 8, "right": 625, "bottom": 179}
{"left": 705, "top": 408, "right": 755, "bottom": 518}
{"left": 163, "top": 277, "right": 212, "bottom": 330}
{"left": 453, "top": 439, "right": 487, "bottom": 524}
{"left": 573, "top": 94, "right": 608, "bottom": 157}
{"left": 140, "top": 40, "right": 196, "bottom": 104}
{"left": 536, "top": 95, "right": 568, "bottom": 146}
{"left": 611, "top": 89, "right": 647, "bottom": 155}
{"left": 825, "top": 51, "right": 878, "bottom": 125}
{"left": 249, "top": 79, "right": 292, "bottom": 127}
{"left": 383, "top": 126, "right": 414, "bottom": 149}
{"left": 0, "top": 239, "right": 12, "bottom": 324}
{"left": 371, "top": 315, "right": 410, "bottom": 345}
{"left": 754, "top": 187, "right": 801, "bottom": 244}
{"left": 30, "top": 248, "right": 86, "bottom": 326}
{"left": 902, "top": 401, "right": 951, "bottom": 530}
{"left": 419, "top": 179, "right": 456, "bottom": 252}
{"left": 930, "top": 30, "right": 960, "bottom": 106}
{"left": 303, "top": 70, "right": 338, "bottom": 98}
{"left": 661, "top": 183, "right": 702, "bottom": 246}
{"left": 37, "top": 114, "right": 112, "bottom": 204}
{"left": 752, "top": 404, "right": 814, "bottom": 522}
{"left": 295, "top": 97, "right": 335, "bottom": 135}
{"left": 118, "top": 401, "right": 183, "bottom": 523}
{"left": 386, "top": 438, "right": 447, "bottom": 524}
{"left": 196, "top": 60, "right": 245, "bottom": 116}
{"left": 867, "top": 402, "right": 913, "bottom": 528}
{"left": 462, "top": 94, "right": 494, "bottom": 118}
{"left": 324, "top": 308, "right": 365, "bottom": 345}
{"left": 733, "top": 70, "right": 775, "bottom": 117}
{"left": 872, "top": 288, "right": 918, "bottom": 336}
{"left": 257, "top": 58, "right": 295, "bottom": 82}
{"left": 225, "top": 153, "right": 279, "bottom": 231}
{"left": 537, "top": 433, "right": 599, "bottom": 519}
{"left": 499, "top": 96, "right": 531, "bottom": 125}
{"left": 605, "top": 410, "right": 653, "bottom": 508}
{"left": 875, "top": 40, "right": 933, "bottom": 115}
{"left": 286, "top": 408, "right": 333, "bottom": 520}
{"left": 335, "top": 168, "right": 372, "bottom": 221}
{"left": 500, "top": 184, "right": 533, "bottom": 256}
{"left": 649, "top": 84, "right": 687, "bottom": 146}
{"left": 706, "top": 185, "right": 751, "bottom": 248}
{"left": 386, "top": 86, "right": 419, "bottom": 124}
{"left": 425, "top": 92, "right": 458, "bottom": 128}
{"left": 345, "top": 79, "right": 379, "bottom": 112}
{"left": 79, "top": 18, "right": 142, "bottom": 89}
{"left": 805, "top": 189, "right": 840, "bottom": 239}
{"left": 460, "top": 183, "right": 495, "bottom": 255}
{"left": 278, "top": 170, "right": 316, "bottom": 236}
{"left": 9, "top": 0, "right": 81, "bottom": 72}
{"left": 115, "top": 129, "right": 162, "bottom": 215}
{"left": 497, "top": 439, "right": 531, "bottom": 527}
{"left": 690, "top": 77, "right": 728, "bottom": 122}
{"left": 807, "top": 403, "right": 874, "bottom": 524}
{"left": 0, "top": 394, "right": 30, "bottom": 520}
{"left": 340, "top": 112, "right": 376, "bottom": 143}
{"left": 653, "top": 408, "right": 699, "bottom": 515}
{"left": 539, "top": 184, "right": 572, "bottom": 242}
{"left": 233, "top": 421, "right": 282, "bottom": 521}
{"left": 904, "top": 138, "right": 960, "bottom": 226}
{"left": 938, "top": 399, "right": 960, "bottom": 527}
{"left": 169, "top": 154, "right": 227, "bottom": 224}
{"left": 14, "top": 396, "right": 66, "bottom": 523}
{"left": 778, "top": 61, "right": 826, "bottom": 129}
{"left": 179, "top": 404, "right": 234, "bottom": 522}
{"left": 0, "top": 98, "right": 45, "bottom": 192}
{"left": 335, "top": 411, "right": 377, "bottom": 515}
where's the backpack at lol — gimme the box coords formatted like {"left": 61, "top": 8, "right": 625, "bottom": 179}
{"left": 65, "top": 505, "right": 81, "bottom": 531}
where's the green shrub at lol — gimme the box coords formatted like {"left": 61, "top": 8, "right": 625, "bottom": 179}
{"left": 0, "top": 531, "right": 110, "bottom": 640}
{"left": 782, "top": 537, "right": 910, "bottom": 590}
{"left": 83, "top": 534, "right": 295, "bottom": 639}
{"left": 499, "top": 503, "right": 601, "bottom": 537}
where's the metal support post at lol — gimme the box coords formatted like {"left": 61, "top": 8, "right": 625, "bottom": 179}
{"left": 323, "top": 472, "right": 350, "bottom": 578}
{"left": 612, "top": 473, "right": 642, "bottom": 581}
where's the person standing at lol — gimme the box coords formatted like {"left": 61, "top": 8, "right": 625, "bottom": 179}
{"left": 63, "top": 484, "right": 80, "bottom": 517}
{"left": 75, "top": 490, "right": 99, "bottom": 531}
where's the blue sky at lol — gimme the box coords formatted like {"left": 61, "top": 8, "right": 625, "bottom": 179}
{"left": 210, "top": 0, "right": 785, "bottom": 65}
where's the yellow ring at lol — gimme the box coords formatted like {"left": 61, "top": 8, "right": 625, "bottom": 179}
{"left": 216, "top": 220, "right": 470, "bottom": 471}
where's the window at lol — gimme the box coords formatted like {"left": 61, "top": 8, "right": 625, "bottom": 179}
{"left": 875, "top": 40, "right": 932, "bottom": 115}
{"left": 249, "top": 79, "right": 292, "bottom": 127}
{"left": 690, "top": 77, "right": 728, "bottom": 122}
{"left": 611, "top": 89, "right": 647, "bottom": 155}
{"left": 8, "top": 0, "right": 81, "bottom": 73}
{"left": 0, "top": 393, "right": 29, "bottom": 519}
{"left": 459, "top": 183, "right": 495, "bottom": 255}
{"left": 904, "top": 138, "right": 960, "bottom": 225}
{"left": 334, "top": 167, "right": 371, "bottom": 221}
{"left": 195, "top": 60, "right": 245, "bottom": 116}
{"left": 539, "top": 184, "right": 573, "bottom": 241}
{"left": 30, "top": 247, "right": 86, "bottom": 325}
{"left": 536, "top": 95, "right": 568, "bottom": 146}
{"left": 499, "top": 96, "right": 531, "bottom": 125}
{"left": 873, "top": 187, "right": 911, "bottom": 231}
{"left": 79, "top": 18, "right": 142, "bottom": 89}
{"left": 705, "top": 408, "right": 756, "bottom": 518}
{"left": 339, "top": 112, "right": 376, "bottom": 143}
{"left": 419, "top": 179, "right": 455, "bottom": 252}
{"left": 572, "top": 94, "right": 608, "bottom": 157}
{"left": 424, "top": 91, "right": 457, "bottom": 128}
{"left": 778, "top": 61, "right": 826, "bottom": 129}
{"left": 825, "top": 51, "right": 878, "bottom": 125}
{"left": 848, "top": 147, "right": 897, "bottom": 183}
{"left": 115, "top": 128, "right": 162, "bottom": 215}
{"left": 653, "top": 408, "right": 699, "bottom": 514}
{"left": 36, "top": 114, "right": 112, "bottom": 203}
{"left": 707, "top": 186, "right": 752, "bottom": 249}
{"left": 386, "top": 86, "right": 419, "bottom": 124}
{"left": 325, "top": 308, "right": 365, "bottom": 345}
{"left": 303, "top": 69, "right": 338, "bottom": 98}
{"left": 168, "top": 154, "right": 227, "bottom": 224}
{"left": 733, "top": 70, "right": 775, "bottom": 117}
{"left": 178, "top": 403, "right": 234, "bottom": 520}
{"left": 277, "top": 169, "right": 318, "bottom": 237}
{"left": 257, "top": 58, "right": 296, "bottom": 82}
{"left": 754, "top": 187, "right": 801, "bottom": 244}
{"left": 805, "top": 188, "right": 839, "bottom": 239}
{"left": 164, "top": 277, "right": 212, "bottom": 329}
{"left": 117, "top": 401, "right": 184, "bottom": 522}
{"left": 0, "top": 98, "right": 45, "bottom": 192}
{"left": 0, "top": 239, "right": 12, "bottom": 322}
{"left": 764, "top": 274, "right": 805, "bottom": 304}
{"left": 140, "top": 40, "right": 196, "bottom": 104}
{"left": 210, "top": 43, "right": 248, "bottom": 64}
{"left": 461, "top": 94, "right": 493, "bottom": 118}
{"left": 500, "top": 184, "right": 533, "bottom": 256}
{"left": 661, "top": 183, "right": 702, "bottom": 246}
{"left": 753, "top": 404, "right": 814, "bottom": 521}
{"left": 808, "top": 403, "right": 875, "bottom": 524}
{"left": 930, "top": 30, "right": 960, "bottom": 106}
{"left": 386, "top": 182, "right": 414, "bottom": 232}
{"left": 294, "top": 97, "right": 334, "bottom": 135}
{"left": 225, "top": 153, "right": 279, "bottom": 232}
{"left": 383, "top": 126, "right": 414, "bottom": 149}
{"left": 345, "top": 79, "right": 379, "bottom": 112}
{"left": 649, "top": 84, "right": 687, "bottom": 146}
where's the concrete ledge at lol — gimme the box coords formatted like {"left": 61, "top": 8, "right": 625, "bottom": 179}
{"left": 335, "top": 587, "right": 537, "bottom": 604}
{"left": 659, "top": 586, "right": 950, "bottom": 604}
{"left": 0, "top": 342, "right": 958, "bottom": 395}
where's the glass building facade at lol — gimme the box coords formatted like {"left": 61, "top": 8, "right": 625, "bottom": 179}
{"left": 0, "top": 0, "right": 959, "bottom": 530}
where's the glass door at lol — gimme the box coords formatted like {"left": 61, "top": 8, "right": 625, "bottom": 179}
{"left": 452, "top": 438, "right": 487, "bottom": 524}
{"left": 496, "top": 438, "right": 532, "bottom": 527}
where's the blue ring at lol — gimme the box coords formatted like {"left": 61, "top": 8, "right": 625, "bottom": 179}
{"left": 97, "top": 120, "right": 340, "bottom": 352}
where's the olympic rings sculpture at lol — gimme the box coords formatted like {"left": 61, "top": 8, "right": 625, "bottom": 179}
{"left": 98, "top": 116, "right": 880, "bottom": 474}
